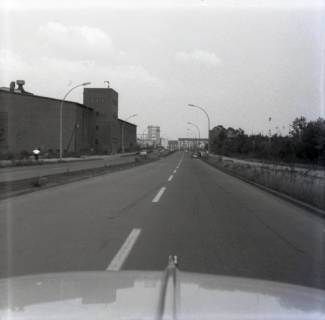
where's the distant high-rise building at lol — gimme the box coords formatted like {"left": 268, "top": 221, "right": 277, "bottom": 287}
{"left": 147, "top": 125, "right": 160, "bottom": 146}
{"left": 160, "top": 137, "right": 168, "bottom": 148}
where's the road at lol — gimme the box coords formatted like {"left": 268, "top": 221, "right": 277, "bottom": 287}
{"left": 1, "top": 151, "right": 325, "bottom": 290}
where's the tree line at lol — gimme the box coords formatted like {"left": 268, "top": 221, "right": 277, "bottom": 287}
{"left": 210, "top": 117, "right": 325, "bottom": 166}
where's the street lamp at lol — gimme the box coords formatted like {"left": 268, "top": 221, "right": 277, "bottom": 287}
{"left": 59, "top": 82, "right": 91, "bottom": 160}
{"left": 188, "top": 121, "right": 201, "bottom": 150}
{"left": 188, "top": 104, "right": 211, "bottom": 154}
{"left": 187, "top": 128, "right": 196, "bottom": 151}
{"left": 188, "top": 122, "right": 201, "bottom": 140}
{"left": 139, "top": 127, "right": 147, "bottom": 146}
{"left": 187, "top": 128, "right": 197, "bottom": 139}
{"left": 122, "top": 113, "right": 137, "bottom": 153}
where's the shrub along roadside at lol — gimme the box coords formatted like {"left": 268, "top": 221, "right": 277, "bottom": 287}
{"left": 205, "top": 155, "right": 325, "bottom": 211}
{"left": 210, "top": 117, "right": 325, "bottom": 167}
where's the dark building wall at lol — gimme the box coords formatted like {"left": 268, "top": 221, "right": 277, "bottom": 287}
{"left": 0, "top": 91, "right": 92, "bottom": 155}
{"left": 0, "top": 100, "right": 9, "bottom": 153}
{"left": 83, "top": 88, "right": 119, "bottom": 154}
{"left": 118, "top": 120, "right": 137, "bottom": 152}
{"left": 0, "top": 85, "right": 137, "bottom": 156}
{"left": 70, "top": 105, "right": 94, "bottom": 154}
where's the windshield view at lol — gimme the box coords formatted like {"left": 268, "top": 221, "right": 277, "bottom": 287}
{"left": 0, "top": 0, "right": 325, "bottom": 319}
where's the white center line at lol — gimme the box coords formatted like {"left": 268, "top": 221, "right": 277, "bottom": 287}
{"left": 152, "top": 187, "right": 166, "bottom": 203}
{"left": 168, "top": 175, "right": 173, "bottom": 182}
{"left": 173, "top": 170, "right": 177, "bottom": 174}
{"left": 106, "top": 228, "right": 141, "bottom": 271}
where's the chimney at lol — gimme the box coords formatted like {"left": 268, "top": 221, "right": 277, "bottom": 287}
{"left": 16, "top": 80, "right": 26, "bottom": 93}
{"left": 9, "top": 81, "right": 15, "bottom": 92}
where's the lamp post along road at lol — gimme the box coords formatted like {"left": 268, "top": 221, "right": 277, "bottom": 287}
{"left": 141, "top": 128, "right": 147, "bottom": 145}
{"left": 59, "top": 82, "right": 91, "bottom": 160}
{"left": 188, "top": 121, "right": 201, "bottom": 150}
{"left": 187, "top": 128, "right": 197, "bottom": 151}
{"left": 188, "top": 104, "right": 211, "bottom": 155}
{"left": 122, "top": 114, "right": 137, "bottom": 153}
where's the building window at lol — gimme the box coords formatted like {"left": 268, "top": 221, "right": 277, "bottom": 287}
{"left": 95, "top": 139, "right": 99, "bottom": 145}
{"left": 96, "top": 125, "right": 99, "bottom": 131}
{"left": 96, "top": 111, "right": 99, "bottom": 116}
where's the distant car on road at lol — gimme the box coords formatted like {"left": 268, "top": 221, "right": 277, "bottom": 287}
{"left": 191, "top": 152, "right": 199, "bottom": 158}
{"left": 199, "top": 151, "right": 208, "bottom": 158}
{"left": 139, "top": 150, "right": 147, "bottom": 156}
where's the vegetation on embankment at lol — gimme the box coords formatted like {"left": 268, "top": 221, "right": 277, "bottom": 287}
{"left": 206, "top": 155, "right": 325, "bottom": 212}
{"left": 210, "top": 117, "right": 325, "bottom": 167}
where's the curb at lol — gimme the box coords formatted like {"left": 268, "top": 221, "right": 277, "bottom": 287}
{"left": 0, "top": 157, "right": 161, "bottom": 200}
{"left": 202, "top": 159, "right": 325, "bottom": 219}
{"left": 0, "top": 152, "right": 138, "bottom": 168}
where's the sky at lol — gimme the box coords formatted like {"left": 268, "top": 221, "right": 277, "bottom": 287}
{"left": 0, "top": 0, "right": 324, "bottom": 139}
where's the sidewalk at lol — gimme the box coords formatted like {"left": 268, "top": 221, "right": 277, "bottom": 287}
{"left": 0, "top": 152, "right": 136, "bottom": 167}
{"left": 0, "top": 153, "right": 137, "bottom": 183}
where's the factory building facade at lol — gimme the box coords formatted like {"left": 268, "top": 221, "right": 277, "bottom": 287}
{"left": 0, "top": 81, "right": 136, "bottom": 157}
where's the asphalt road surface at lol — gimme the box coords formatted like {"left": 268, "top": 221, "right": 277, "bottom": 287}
{"left": 1, "top": 151, "right": 325, "bottom": 290}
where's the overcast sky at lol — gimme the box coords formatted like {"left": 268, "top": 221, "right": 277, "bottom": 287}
{"left": 1, "top": 0, "right": 324, "bottom": 139}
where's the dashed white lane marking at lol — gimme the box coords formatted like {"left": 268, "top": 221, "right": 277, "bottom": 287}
{"left": 168, "top": 175, "right": 174, "bottom": 182}
{"left": 173, "top": 170, "right": 177, "bottom": 174}
{"left": 106, "top": 228, "right": 141, "bottom": 271}
{"left": 152, "top": 187, "right": 166, "bottom": 203}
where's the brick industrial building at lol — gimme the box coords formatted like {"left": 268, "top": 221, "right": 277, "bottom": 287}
{"left": 0, "top": 81, "right": 137, "bottom": 156}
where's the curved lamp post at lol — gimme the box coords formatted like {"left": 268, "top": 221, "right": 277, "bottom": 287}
{"left": 59, "top": 82, "right": 91, "bottom": 160}
{"left": 187, "top": 128, "right": 197, "bottom": 151}
{"left": 188, "top": 104, "right": 211, "bottom": 154}
{"left": 188, "top": 122, "right": 201, "bottom": 140}
{"left": 139, "top": 127, "right": 147, "bottom": 146}
{"left": 188, "top": 121, "right": 201, "bottom": 150}
{"left": 187, "top": 128, "right": 197, "bottom": 139}
{"left": 122, "top": 114, "right": 137, "bottom": 153}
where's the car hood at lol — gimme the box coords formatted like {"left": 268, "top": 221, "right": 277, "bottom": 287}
{"left": 0, "top": 270, "right": 324, "bottom": 320}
